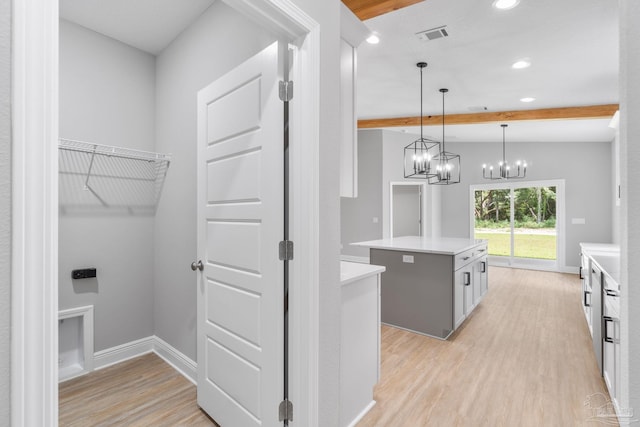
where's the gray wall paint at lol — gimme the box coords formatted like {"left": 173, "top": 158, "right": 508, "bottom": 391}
{"left": 59, "top": 20, "right": 156, "bottom": 351}
{"left": 436, "top": 140, "right": 612, "bottom": 268}
{"left": 153, "top": 2, "right": 277, "bottom": 361}
{"left": 348, "top": 129, "right": 614, "bottom": 269}
{"left": 341, "top": 130, "right": 383, "bottom": 257}
{"left": 0, "top": 0, "right": 10, "bottom": 422}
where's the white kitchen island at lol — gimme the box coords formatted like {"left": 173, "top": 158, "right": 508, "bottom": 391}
{"left": 352, "top": 236, "right": 488, "bottom": 339}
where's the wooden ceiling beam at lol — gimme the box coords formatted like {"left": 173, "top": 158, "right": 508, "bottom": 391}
{"left": 342, "top": 0, "right": 424, "bottom": 21}
{"left": 357, "top": 104, "right": 620, "bottom": 128}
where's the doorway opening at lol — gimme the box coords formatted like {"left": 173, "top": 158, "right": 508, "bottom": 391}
{"left": 470, "top": 180, "right": 565, "bottom": 271}
{"left": 390, "top": 182, "right": 425, "bottom": 238}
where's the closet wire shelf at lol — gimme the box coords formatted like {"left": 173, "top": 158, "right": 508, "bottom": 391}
{"left": 58, "top": 139, "right": 171, "bottom": 215}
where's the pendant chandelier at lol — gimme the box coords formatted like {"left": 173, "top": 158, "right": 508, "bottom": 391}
{"left": 482, "top": 124, "right": 527, "bottom": 180}
{"left": 404, "top": 62, "right": 439, "bottom": 179}
{"left": 428, "top": 88, "right": 461, "bottom": 185}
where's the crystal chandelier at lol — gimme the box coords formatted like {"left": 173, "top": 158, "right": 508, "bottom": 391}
{"left": 482, "top": 124, "right": 527, "bottom": 179}
{"left": 428, "top": 88, "right": 461, "bottom": 185}
{"left": 404, "top": 62, "right": 439, "bottom": 179}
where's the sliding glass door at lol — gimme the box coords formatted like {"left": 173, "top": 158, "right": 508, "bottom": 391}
{"left": 471, "top": 180, "right": 564, "bottom": 270}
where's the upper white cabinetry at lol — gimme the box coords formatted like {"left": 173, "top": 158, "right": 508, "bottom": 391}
{"left": 340, "top": 4, "right": 369, "bottom": 198}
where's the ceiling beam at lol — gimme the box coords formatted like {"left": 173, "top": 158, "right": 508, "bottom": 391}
{"left": 342, "top": 0, "right": 424, "bottom": 21}
{"left": 358, "top": 104, "right": 620, "bottom": 128}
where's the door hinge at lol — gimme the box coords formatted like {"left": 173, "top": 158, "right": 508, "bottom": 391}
{"left": 279, "top": 240, "right": 294, "bottom": 261}
{"left": 279, "top": 399, "right": 293, "bottom": 422}
{"left": 279, "top": 80, "right": 293, "bottom": 102}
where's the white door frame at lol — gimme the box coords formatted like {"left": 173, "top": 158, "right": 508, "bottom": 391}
{"left": 469, "top": 179, "right": 566, "bottom": 272}
{"left": 389, "top": 181, "right": 426, "bottom": 239}
{"left": 11, "top": 1, "right": 320, "bottom": 426}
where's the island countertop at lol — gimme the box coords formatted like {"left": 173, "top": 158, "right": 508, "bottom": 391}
{"left": 352, "top": 236, "right": 487, "bottom": 256}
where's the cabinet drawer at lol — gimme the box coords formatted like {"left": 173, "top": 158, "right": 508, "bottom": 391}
{"left": 454, "top": 243, "right": 487, "bottom": 270}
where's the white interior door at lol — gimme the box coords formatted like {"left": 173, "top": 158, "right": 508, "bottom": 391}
{"left": 196, "top": 42, "right": 284, "bottom": 427}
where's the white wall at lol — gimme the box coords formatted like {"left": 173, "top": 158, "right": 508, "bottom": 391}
{"left": 619, "top": 0, "right": 640, "bottom": 420}
{"left": 290, "top": 1, "right": 342, "bottom": 424}
{"left": 58, "top": 20, "right": 157, "bottom": 351}
{"left": 341, "top": 130, "right": 383, "bottom": 258}
{"left": 153, "top": 2, "right": 277, "bottom": 361}
{"left": 0, "top": 0, "right": 10, "bottom": 422}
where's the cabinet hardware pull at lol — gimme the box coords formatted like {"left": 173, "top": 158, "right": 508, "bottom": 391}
{"left": 603, "top": 316, "right": 615, "bottom": 343}
{"left": 464, "top": 272, "right": 471, "bottom": 286}
{"left": 605, "top": 289, "right": 619, "bottom": 297}
{"left": 579, "top": 266, "right": 583, "bottom": 280}
{"left": 481, "top": 261, "right": 486, "bottom": 273}
{"left": 583, "top": 290, "right": 591, "bottom": 307}
{"left": 463, "top": 256, "right": 470, "bottom": 261}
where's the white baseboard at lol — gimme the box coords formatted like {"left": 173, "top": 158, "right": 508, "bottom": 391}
{"left": 93, "top": 336, "right": 155, "bottom": 370}
{"left": 346, "top": 400, "right": 376, "bottom": 427}
{"left": 90, "top": 335, "right": 197, "bottom": 385}
{"left": 154, "top": 336, "right": 197, "bottom": 385}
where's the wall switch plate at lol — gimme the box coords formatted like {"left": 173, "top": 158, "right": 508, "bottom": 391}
{"left": 571, "top": 218, "right": 586, "bottom": 225}
{"left": 402, "top": 255, "right": 414, "bottom": 263}
{"left": 72, "top": 268, "right": 97, "bottom": 280}
{"left": 372, "top": 217, "right": 379, "bottom": 223}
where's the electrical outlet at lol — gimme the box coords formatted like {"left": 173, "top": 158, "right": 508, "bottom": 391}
{"left": 402, "top": 255, "right": 414, "bottom": 263}
{"left": 72, "top": 268, "right": 97, "bottom": 279}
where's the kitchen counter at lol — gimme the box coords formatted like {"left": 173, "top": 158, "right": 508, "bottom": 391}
{"left": 340, "top": 261, "right": 385, "bottom": 286}
{"left": 591, "top": 253, "right": 620, "bottom": 285}
{"left": 352, "top": 236, "right": 487, "bottom": 255}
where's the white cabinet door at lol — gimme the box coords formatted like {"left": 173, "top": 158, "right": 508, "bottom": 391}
{"left": 479, "top": 257, "right": 488, "bottom": 297}
{"left": 462, "top": 265, "right": 474, "bottom": 316}
{"left": 453, "top": 269, "right": 466, "bottom": 329}
{"left": 340, "top": 38, "right": 357, "bottom": 198}
{"left": 196, "top": 42, "right": 284, "bottom": 427}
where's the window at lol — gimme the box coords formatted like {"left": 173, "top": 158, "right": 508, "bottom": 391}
{"left": 470, "top": 180, "right": 565, "bottom": 270}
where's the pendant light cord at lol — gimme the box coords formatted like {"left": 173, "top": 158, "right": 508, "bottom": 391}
{"left": 441, "top": 89, "right": 445, "bottom": 153}
{"left": 420, "top": 65, "right": 424, "bottom": 140}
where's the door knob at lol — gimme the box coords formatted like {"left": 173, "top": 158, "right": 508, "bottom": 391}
{"left": 191, "top": 260, "right": 203, "bottom": 271}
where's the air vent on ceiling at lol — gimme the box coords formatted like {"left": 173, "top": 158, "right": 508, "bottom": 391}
{"left": 416, "top": 26, "right": 449, "bottom": 41}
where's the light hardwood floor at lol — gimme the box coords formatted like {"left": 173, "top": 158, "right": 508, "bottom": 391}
{"left": 59, "top": 353, "right": 217, "bottom": 426}
{"left": 60, "top": 267, "right": 615, "bottom": 426}
{"left": 359, "top": 267, "right": 616, "bottom": 427}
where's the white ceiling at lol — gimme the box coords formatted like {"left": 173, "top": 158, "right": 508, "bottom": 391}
{"left": 59, "top": 0, "right": 215, "bottom": 55}
{"left": 59, "top": 0, "right": 618, "bottom": 143}
{"left": 357, "top": 0, "right": 619, "bottom": 142}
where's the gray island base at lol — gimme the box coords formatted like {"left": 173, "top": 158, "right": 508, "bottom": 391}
{"left": 353, "top": 236, "right": 488, "bottom": 340}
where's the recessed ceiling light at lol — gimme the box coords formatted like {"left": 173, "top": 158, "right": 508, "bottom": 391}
{"left": 512, "top": 59, "right": 531, "bottom": 69}
{"left": 493, "top": 0, "right": 520, "bottom": 10}
{"left": 520, "top": 97, "right": 536, "bottom": 103}
{"left": 366, "top": 34, "right": 380, "bottom": 44}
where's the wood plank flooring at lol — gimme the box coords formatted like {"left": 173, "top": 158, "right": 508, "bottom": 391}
{"left": 60, "top": 267, "right": 615, "bottom": 426}
{"left": 359, "top": 267, "right": 616, "bottom": 427}
{"left": 59, "top": 353, "right": 217, "bottom": 426}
